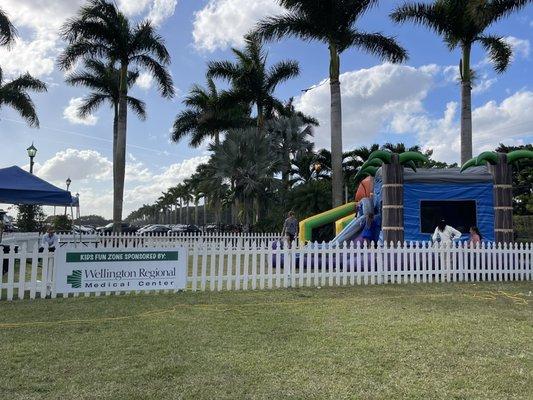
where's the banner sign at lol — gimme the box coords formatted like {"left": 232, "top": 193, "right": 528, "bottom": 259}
{"left": 54, "top": 247, "right": 188, "bottom": 294}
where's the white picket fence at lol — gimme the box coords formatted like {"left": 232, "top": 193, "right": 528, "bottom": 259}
{"left": 1, "top": 240, "right": 531, "bottom": 301}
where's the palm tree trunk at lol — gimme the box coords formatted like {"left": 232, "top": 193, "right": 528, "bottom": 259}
{"left": 194, "top": 199, "right": 199, "bottom": 225}
{"left": 282, "top": 151, "right": 291, "bottom": 190}
{"left": 460, "top": 44, "right": 473, "bottom": 165}
{"left": 257, "top": 104, "right": 265, "bottom": 131}
{"left": 214, "top": 131, "right": 220, "bottom": 147}
{"left": 113, "top": 64, "right": 128, "bottom": 232}
{"left": 329, "top": 43, "right": 343, "bottom": 208}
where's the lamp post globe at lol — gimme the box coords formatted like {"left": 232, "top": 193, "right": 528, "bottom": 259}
{"left": 26, "top": 143, "right": 37, "bottom": 174}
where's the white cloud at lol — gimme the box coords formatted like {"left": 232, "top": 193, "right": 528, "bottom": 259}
{"left": 36, "top": 149, "right": 112, "bottom": 183}
{"left": 294, "top": 63, "right": 439, "bottom": 149}
{"left": 0, "top": 35, "right": 57, "bottom": 78}
{"left": 63, "top": 98, "right": 99, "bottom": 126}
{"left": 32, "top": 149, "right": 209, "bottom": 217}
{"left": 0, "top": 1, "right": 85, "bottom": 78}
{"left": 193, "top": 0, "right": 283, "bottom": 51}
{"left": 148, "top": 0, "right": 178, "bottom": 26}
{"left": 394, "top": 91, "right": 533, "bottom": 162}
{"left": 0, "top": 0, "right": 177, "bottom": 79}
{"left": 117, "top": 0, "right": 152, "bottom": 16}
{"left": 136, "top": 72, "right": 154, "bottom": 90}
{"left": 118, "top": 0, "right": 178, "bottom": 26}
{"left": 472, "top": 74, "right": 497, "bottom": 94}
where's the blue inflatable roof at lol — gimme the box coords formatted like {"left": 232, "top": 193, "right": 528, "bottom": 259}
{"left": 0, "top": 166, "right": 74, "bottom": 206}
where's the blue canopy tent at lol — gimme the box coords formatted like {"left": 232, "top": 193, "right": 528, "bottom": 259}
{"left": 0, "top": 166, "right": 74, "bottom": 206}
{"left": 0, "top": 166, "right": 82, "bottom": 244}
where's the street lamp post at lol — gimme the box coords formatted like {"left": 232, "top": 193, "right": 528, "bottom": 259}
{"left": 26, "top": 143, "right": 37, "bottom": 174}
{"left": 64, "top": 177, "right": 72, "bottom": 216}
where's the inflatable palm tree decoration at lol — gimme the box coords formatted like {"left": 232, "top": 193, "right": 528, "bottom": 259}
{"left": 356, "top": 150, "right": 428, "bottom": 243}
{"left": 461, "top": 149, "right": 533, "bottom": 244}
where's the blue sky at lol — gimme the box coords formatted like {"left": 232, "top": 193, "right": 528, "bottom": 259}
{"left": 0, "top": 0, "right": 532, "bottom": 218}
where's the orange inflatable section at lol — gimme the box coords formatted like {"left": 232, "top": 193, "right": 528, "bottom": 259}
{"left": 355, "top": 176, "right": 373, "bottom": 202}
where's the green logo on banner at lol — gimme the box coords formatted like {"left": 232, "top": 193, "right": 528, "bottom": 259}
{"left": 67, "top": 270, "right": 82, "bottom": 288}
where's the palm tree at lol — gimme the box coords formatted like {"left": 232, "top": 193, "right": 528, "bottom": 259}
{"left": 277, "top": 97, "right": 319, "bottom": 126}
{"left": 0, "top": 8, "right": 16, "bottom": 46}
{"left": 266, "top": 115, "right": 313, "bottom": 190}
{"left": 180, "top": 180, "right": 194, "bottom": 225}
{"left": 65, "top": 59, "right": 146, "bottom": 174}
{"left": 0, "top": 69, "right": 47, "bottom": 127}
{"left": 391, "top": 0, "right": 531, "bottom": 165}
{"left": 255, "top": 0, "right": 407, "bottom": 208}
{"left": 209, "top": 128, "right": 281, "bottom": 224}
{"left": 59, "top": 0, "right": 174, "bottom": 231}
{"left": 207, "top": 35, "right": 299, "bottom": 130}
{"left": 172, "top": 77, "right": 249, "bottom": 147}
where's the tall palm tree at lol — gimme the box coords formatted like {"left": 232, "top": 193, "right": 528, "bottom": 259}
{"left": 0, "top": 8, "right": 16, "bottom": 46}
{"left": 391, "top": 0, "right": 531, "bottom": 165}
{"left": 59, "top": 0, "right": 174, "bottom": 231}
{"left": 172, "top": 77, "right": 249, "bottom": 147}
{"left": 0, "top": 69, "right": 47, "bottom": 127}
{"left": 65, "top": 59, "right": 146, "bottom": 171}
{"left": 207, "top": 35, "right": 299, "bottom": 130}
{"left": 266, "top": 115, "right": 313, "bottom": 190}
{"left": 255, "top": 0, "right": 407, "bottom": 207}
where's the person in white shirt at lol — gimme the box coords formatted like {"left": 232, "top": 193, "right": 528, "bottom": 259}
{"left": 40, "top": 228, "right": 59, "bottom": 252}
{"left": 432, "top": 219, "right": 461, "bottom": 245}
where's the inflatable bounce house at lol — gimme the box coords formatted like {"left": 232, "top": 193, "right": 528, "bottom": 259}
{"left": 299, "top": 149, "right": 533, "bottom": 245}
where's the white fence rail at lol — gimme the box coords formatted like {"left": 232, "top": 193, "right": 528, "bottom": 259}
{"left": 1, "top": 232, "right": 282, "bottom": 250}
{"left": 1, "top": 241, "right": 532, "bottom": 301}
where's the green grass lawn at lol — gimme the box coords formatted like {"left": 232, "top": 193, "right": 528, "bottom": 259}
{"left": 1, "top": 283, "right": 532, "bottom": 400}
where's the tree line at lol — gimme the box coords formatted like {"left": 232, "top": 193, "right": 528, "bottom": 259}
{"left": 0, "top": 1, "right": 531, "bottom": 232}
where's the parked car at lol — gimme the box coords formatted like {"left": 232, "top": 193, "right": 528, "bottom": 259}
{"left": 170, "top": 224, "right": 201, "bottom": 234}
{"left": 96, "top": 223, "right": 138, "bottom": 234}
{"left": 138, "top": 225, "right": 171, "bottom": 235}
{"left": 72, "top": 225, "right": 96, "bottom": 234}
{"left": 204, "top": 224, "right": 220, "bottom": 233}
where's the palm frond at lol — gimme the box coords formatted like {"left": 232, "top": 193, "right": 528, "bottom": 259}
{"left": 266, "top": 60, "right": 300, "bottom": 90}
{"left": 390, "top": 2, "right": 451, "bottom": 38}
{"left": 347, "top": 31, "right": 408, "bottom": 62}
{"left": 477, "top": 35, "right": 513, "bottom": 73}
{"left": 77, "top": 93, "right": 108, "bottom": 117}
{"left": 126, "top": 96, "right": 147, "bottom": 120}
{"left": 3, "top": 73, "right": 47, "bottom": 92}
{"left": 131, "top": 54, "right": 174, "bottom": 98}
{"left": 0, "top": 8, "right": 17, "bottom": 46}
{"left": 254, "top": 13, "right": 319, "bottom": 43}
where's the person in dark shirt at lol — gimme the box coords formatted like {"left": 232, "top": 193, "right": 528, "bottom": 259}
{"left": 281, "top": 211, "right": 298, "bottom": 246}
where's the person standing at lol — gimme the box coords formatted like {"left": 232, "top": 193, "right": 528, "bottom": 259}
{"left": 362, "top": 212, "right": 381, "bottom": 246}
{"left": 40, "top": 227, "right": 59, "bottom": 252}
{"left": 432, "top": 219, "right": 461, "bottom": 246}
{"left": 281, "top": 211, "right": 298, "bottom": 246}
{"left": 468, "top": 226, "right": 482, "bottom": 247}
